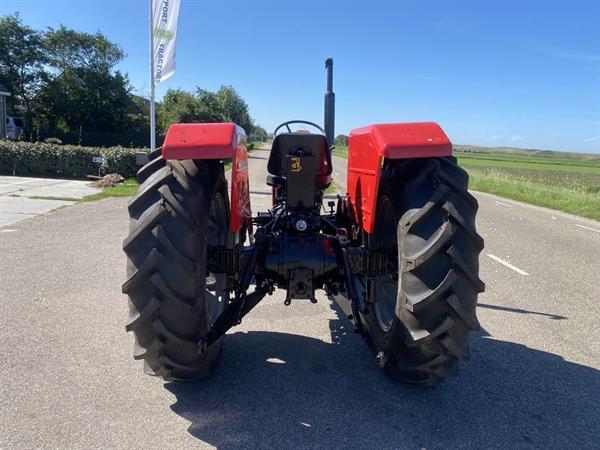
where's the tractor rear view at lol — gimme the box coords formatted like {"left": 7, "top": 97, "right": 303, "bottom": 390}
{"left": 123, "top": 59, "right": 484, "bottom": 384}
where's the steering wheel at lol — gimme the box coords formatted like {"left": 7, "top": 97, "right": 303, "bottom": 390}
{"left": 273, "top": 120, "right": 326, "bottom": 136}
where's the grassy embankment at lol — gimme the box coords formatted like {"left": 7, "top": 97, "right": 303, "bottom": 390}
{"left": 332, "top": 145, "right": 600, "bottom": 221}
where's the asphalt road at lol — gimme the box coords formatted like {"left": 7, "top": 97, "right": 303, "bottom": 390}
{"left": 1, "top": 145, "right": 598, "bottom": 449}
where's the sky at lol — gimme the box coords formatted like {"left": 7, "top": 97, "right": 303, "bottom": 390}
{"left": 2, "top": 0, "right": 600, "bottom": 153}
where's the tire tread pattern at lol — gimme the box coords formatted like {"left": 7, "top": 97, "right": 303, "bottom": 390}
{"left": 365, "top": 156, "right": 484, "bottom": 384}
{"left": 395, "top": 157, "right": 484, "bottom": 383}
{"left": 123, "top": 156, "right": 226, "bottom": 381}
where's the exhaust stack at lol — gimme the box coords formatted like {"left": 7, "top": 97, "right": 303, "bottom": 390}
{"left": 324, "top": 58, "right": 335, "bottom": 147}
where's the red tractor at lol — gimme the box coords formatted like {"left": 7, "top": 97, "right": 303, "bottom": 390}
{"left": 123, "top": 59, "right": 484, "bottom": 384}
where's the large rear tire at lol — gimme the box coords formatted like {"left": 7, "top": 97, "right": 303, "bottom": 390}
{"left": 360, "top": 156, "right": 484, "bottom": 384}
{"left": 123, "top": 157, "right": 230, "bottom": 381}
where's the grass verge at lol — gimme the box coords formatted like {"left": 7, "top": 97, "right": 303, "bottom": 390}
{"left": 457, "top": 153, "right": 599, "bottom": 220}
{"left": 464, "top": 166, "right": 600, "bottom": 221}
{"left": 81, "top": 179, "right": 138, "bottom": 202}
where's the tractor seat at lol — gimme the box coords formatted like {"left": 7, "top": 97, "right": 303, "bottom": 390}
{"left": 266, "top": 133, "right": 332, "bottom": 187}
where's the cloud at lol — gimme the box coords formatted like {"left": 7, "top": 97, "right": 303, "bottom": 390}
{"left": 584, "top": 136, "right": 600, "bottom": 142}
{"left": 489, "top": 135, "right": 503, "bottom": 140}
{"left": 508, "top": 134, "right": 526, "bottom": 142}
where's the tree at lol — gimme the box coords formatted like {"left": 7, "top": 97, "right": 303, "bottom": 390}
{"left": 127, "top": 94, "right": 151, "bottom": 133}
{"left": 214, "top": 85, "right": 253, "bottom": 134}
{"left": 335, "top": 134, "right": 349, "bottom": 146}
{"left": 158, "top": 86, "right": 256, "bottom": 136}
{"left": 196, "top": 89, "right": 228, "bottom": 123}
{"left": 0, "top": 14, "right": 48, "bottom": 133}
{"left": 252, "top": 125, "right": 268, "bottom": 141}
{"left": 44, "top": 25, "right": 124, "bottom": 73}
{"left": 35, "top": 69, "right": 132, "bottom": 133}
{"left": 157, "top": 89, "right": 204, "bottom": 134}
{"left": 35, "top": 26, "right": 132, "bottom": 135}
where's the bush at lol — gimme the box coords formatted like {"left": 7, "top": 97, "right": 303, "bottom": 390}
{"left": 0, "top": 139, "right": 144, "bottom": 179}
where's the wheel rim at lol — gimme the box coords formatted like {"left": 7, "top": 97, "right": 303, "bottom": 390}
{"left": 372, "top": 195, "right": 399, "bottom": 332}
{"left": 206, "top": 192, "right": 228, "bottom": 326}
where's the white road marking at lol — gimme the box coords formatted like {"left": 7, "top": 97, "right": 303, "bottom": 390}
{"left": 575, "top": 224, "right": 600, "bottom": 234}
{"left": 0, "top": 229, "right": 18, "bottom": 233}
{"left": 486, "top": 253, "right": 530, "bottom": 276}
{"left": 495, "top": 201, "right": 513, "bottom": 208}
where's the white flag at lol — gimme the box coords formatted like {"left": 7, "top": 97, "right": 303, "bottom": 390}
{"left": 152, "top": 0, "right": 180, "bottom": 84}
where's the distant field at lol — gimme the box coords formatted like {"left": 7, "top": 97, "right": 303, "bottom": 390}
{"left": 331, "top": 145, "right": 600, "bottom": 221}
{"left": 457, "top": 153, "right": 600, "bottom": 221}
{"left": 454, "top": 144, "right": 600, "bottom": 162}
{"left": 457, "top": 152, "right": 600, "bottom": 174}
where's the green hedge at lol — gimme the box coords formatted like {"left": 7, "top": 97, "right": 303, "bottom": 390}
{"left": 0, "top": 140, "right": 145, "bottom": 179}
{"left": 34, "top": 128, "right": 163, "bottom": 148}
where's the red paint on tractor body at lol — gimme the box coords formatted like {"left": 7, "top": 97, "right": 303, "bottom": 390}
{"left": 346, "top": 122, "right": 452, "bottom": 233}
{"left": 162, "top": 123, "right": 241, "bottom": 159}
{"left": 162, "top": 123, "right": 252, "bottom": 234}
{"left": 229, "top": 139, "right": 252, "bottom": 235}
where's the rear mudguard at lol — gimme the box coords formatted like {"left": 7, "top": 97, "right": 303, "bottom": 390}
{"left": 162, "top": 123, "right": 252, "bottom": 235}
{"left": 346, "top": 122, "right": 452, "bottom": 233}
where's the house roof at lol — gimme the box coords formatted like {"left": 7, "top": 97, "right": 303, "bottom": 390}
{"left": 0, "top": 82, "right": 10, "bottom": 96}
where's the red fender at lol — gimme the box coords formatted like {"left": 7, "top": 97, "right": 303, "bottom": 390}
{"left": 347, "top": 122, "right": 452, "bottom": 234}
{"left": 162, "top": 123, "right": 252, "bottom": 235}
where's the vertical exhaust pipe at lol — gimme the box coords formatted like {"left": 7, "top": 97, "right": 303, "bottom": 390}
{"left": 324, "top": 58, "right": 335, "bottom": 147}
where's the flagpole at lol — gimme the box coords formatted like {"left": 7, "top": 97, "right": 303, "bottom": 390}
{"left": 149, "top": 0, "right": 156, "bottom": 151}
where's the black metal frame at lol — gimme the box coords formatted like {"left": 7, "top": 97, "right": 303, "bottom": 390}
{"left": 200, "top": 190, "right": 396, "bottom": 354}
{"left": 197, "top": 58, "right": 395, "bottom": 355}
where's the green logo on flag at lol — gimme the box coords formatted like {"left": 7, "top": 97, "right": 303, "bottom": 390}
{"left": 154, "top": 28, "right": 173, "bottom": 40}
